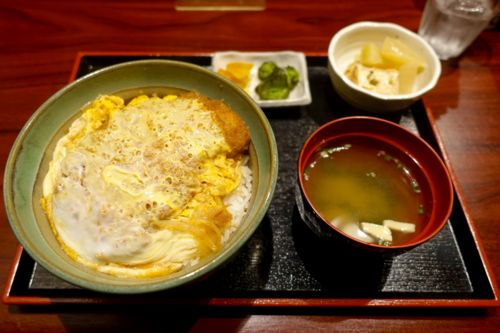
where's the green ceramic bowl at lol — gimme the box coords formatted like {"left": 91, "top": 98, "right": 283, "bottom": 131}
{"left": 4, "top": 60, "right": 278, "bottom": 294}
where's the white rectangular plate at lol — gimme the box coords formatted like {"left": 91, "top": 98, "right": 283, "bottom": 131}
{"left": 212, "top": 51, "right": 312, "bottom": 108}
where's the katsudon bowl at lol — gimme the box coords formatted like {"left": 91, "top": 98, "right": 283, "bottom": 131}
{"left": 4, "top": 60, "right": 278, "bottom": 294}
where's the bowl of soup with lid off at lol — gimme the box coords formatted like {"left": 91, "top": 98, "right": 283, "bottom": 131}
{"left": 296, "top": 116, "right": 453, "bottom": 252}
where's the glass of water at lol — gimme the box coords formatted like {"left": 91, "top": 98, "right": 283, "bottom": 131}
{"left": 418, "top": 0, "right": 499, "bottom": 60}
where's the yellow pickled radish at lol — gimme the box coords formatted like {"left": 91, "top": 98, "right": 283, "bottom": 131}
{"left": 361, "top": 42, "right": 383, "bottom": 67}
{"left": 226, "top": 62, "right": 253, "bottom": 80}
{"left": 217, "top": 68, "right": 240, "bottom": 85}
{"left": 217, "top": 62, "right": 253, "bottom": 89}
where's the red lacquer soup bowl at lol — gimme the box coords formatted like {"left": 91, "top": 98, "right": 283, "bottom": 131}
{"left": 296, "top": 116, "right": 453, "bottom": 253}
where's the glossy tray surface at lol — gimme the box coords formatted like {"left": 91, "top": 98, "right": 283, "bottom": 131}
{"left": 4, "top": 54, "right": 498, "bottom": 306}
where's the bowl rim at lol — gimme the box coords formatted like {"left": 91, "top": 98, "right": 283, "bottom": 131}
{"left": 328, "top": 21, "right": 441, "bottom": 101}
{"left": 3, "top": 59, "right": 279, "bottom": 293}
{"left": 297, "top": 116, "right": 454, "bottom": 250}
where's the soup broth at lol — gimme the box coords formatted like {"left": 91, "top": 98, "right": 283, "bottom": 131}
{"left": 303, "top": 135, "right": 431, "bottom": 246}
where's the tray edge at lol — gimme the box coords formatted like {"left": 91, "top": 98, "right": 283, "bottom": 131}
{"left": 3, "top": 52, "right": 499, "bottom": 309}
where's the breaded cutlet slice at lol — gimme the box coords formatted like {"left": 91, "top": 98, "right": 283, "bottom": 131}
{"left": 185, "top": 92, "right": 250, "bottom": 157}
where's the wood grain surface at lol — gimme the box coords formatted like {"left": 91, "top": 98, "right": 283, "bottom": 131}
{"left": 1, "top": 0, "right": 499, "bottom": 331}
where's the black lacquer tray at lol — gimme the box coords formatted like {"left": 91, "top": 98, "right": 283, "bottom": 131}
{"left": 3, "top": 53, "right": 499, "bottom": 307}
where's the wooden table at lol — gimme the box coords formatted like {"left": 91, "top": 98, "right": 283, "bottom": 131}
{"left": 1, "top": 0, "right": 499, "bottom": 331}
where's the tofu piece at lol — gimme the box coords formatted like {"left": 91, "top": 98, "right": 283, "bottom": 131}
{"left": 345, "top": 62, "right": 399, "bottom": 95}
{"left": 360, "top": 222, "right": 392, "bottom": 244}
{"left": 383, "top": 219, "right": 416, "bottom": 233}
{"left": 330, "top": 216, "right": 375, "bottom": 243}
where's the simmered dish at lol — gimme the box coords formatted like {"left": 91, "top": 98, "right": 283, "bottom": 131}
{"left": 345, "top": 37, "right": 427, "bottom": 95}
{"left": 41, "top": 92, "right": 252, "bottom": 278}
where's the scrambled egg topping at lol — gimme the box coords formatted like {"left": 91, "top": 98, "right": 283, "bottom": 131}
{"left": 41, "top": 92, "right": 250, "bottom": 278}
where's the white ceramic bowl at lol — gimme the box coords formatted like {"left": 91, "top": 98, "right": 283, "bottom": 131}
{"left": 328, "top": 21, "right": 441, "bottom": 113}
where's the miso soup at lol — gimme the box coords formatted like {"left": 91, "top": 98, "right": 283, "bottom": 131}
{"left": 303, "top": 135, "right": 431, "bottom": 246}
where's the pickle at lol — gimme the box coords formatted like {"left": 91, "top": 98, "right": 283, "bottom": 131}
{"left": 255, "top": 62, "right": 300, "bottom": 100}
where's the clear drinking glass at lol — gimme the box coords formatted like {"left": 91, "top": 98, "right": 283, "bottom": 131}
{"left": 418, "top": 0, "right": 499, "bottom": 60}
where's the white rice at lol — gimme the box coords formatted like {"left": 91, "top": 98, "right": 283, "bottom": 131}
{"left": 222, "top": 158, "right": 253, "bottom": 244}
